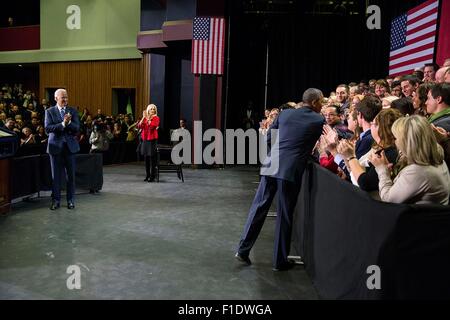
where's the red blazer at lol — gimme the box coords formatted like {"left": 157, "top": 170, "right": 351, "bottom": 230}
{"left": 138, "top": 116, "right": 160, "bottom": 141}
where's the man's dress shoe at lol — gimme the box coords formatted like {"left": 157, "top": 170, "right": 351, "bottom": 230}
{"left": 50, "top": 201, "right": 60, "bottom": 210}
{"left": 235, "top": 252, "right": 252, "bottom": 265}
{"left": 272, "top": 260, "right": 296, "bottom": 272}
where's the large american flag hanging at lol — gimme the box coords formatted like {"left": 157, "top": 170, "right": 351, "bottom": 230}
{"left": 192, "top": 17, "right": 225, "bottom": 75}
{"left": 388, "top": 0, "right": 439, "bottom": 77}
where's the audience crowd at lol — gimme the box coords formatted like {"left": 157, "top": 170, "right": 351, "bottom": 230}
{"left": 259, "top": 60, "right": 450, "bottom": 205}
{"left": 0, "top": 84, "right": 140, "bottom": 152}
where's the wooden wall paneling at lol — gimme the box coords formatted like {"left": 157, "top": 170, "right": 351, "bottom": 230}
{"left": 39, "top": 59, "right": 143, "bottom": 117}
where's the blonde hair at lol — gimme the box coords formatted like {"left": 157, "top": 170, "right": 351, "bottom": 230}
{"left": 146, "top": 104, "right": 158, "bottom": 115}
{"left": 392, "top": 115, "right": 443, "bottom": 166}
{"left": 381, "top": 96, "right": 399, "bottom": 108}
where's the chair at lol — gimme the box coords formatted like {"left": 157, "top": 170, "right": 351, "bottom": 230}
{"left": 156, "top": 143, "right": 184, "bottom": 182}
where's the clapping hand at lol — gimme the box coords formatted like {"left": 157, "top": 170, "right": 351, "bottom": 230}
{"left": 323, "top": 125, "right": 338, "bottom": 145}
{"left": 63, "top": 112, "right": 72, "bottom": 125}
{"left": 369, "top": 149, "right": 389, "bottom": 168}
{"left": 337, "top": 139, "right": 355, "bottom": 159}
{"left": 431, "top": 124, "right": 449, "bottom": 143}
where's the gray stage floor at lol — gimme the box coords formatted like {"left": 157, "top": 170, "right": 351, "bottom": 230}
{"left": 0, "top": 163, "right": 318, "bottom": 299}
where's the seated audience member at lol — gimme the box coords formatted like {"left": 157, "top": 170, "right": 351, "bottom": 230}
{"left": 381, "top": 96, "right": 399, "bottom": 109}
{"left": 371, "top": 115, "right": 450, "bottom": 204}
{"left": 0, "top": 111, "right": 6, "bottom": 127}
{"left": 391, "top": 97, "right": 415, "bottom": 116}
{"left": 390, "top": 80, "right": 403, "bottom": 98}
{"left": 337, "top": 109, "right": 403, "bottom": 193}
{"left": 20, "top": 127, "right": 36, "bottom": 146}
{"left": 89, "top": 122, "right": 113, "bottom": 153}
{"left": 412, "top": 82, "right": 435, "bottom": 117}
{"left": 112, "top": 122, "right": 125, "bottom": 142}
{"left": 427, "top": 83, "right": 450, "bottom": 132}
{"left": 34, "top": 125, "right": 48, "bottom": 144}
{"left": 93, "top": 108, "right": 106, "bottom": 122}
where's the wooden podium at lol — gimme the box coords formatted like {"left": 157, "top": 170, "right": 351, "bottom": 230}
{"left": 0, "top": 127, "right": 18, "bottom": 214}
{"left": 0, "top": 158, "right": 10, "bottom": 214}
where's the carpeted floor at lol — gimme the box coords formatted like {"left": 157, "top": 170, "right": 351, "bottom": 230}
{"left": 0, "top": 163, "right": 318, "bottom": 299}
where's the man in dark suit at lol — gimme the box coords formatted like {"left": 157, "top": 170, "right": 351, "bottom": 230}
{"left": 235, "top": 88, "right": 325, "bottom": 271}
{"left": 355, "top": 95, "right": 382, "bottom": 158}
{"left": 44, "top": 89, "right": 80, "bottom": 210}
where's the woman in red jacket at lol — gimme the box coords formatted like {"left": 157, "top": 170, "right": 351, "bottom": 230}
{"left": 138, "top": 104, "right": 160, "bottom": 182}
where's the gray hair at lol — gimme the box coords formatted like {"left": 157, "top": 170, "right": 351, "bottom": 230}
{"left": 302, "top": 88, "right": 323, "bottom": 105}
{"left": 54, "top": 88, "right": 67, "bottom": 98}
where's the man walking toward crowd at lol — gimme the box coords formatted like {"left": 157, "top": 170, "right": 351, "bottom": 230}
{"left": 235, "top": 88, "right": 325, "bottom": 271}
{"left": 44, "top": 89, "right": 80, "bottom": 210}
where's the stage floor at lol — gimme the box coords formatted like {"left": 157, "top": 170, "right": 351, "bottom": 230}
{"left": 0, "top": 163, "right": 317, "bottom": 299}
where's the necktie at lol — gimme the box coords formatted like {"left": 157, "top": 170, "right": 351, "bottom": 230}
{"left": 60, "top": 108, "right": 66, "bottom": 120}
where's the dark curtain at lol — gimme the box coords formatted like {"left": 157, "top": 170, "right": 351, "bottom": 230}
{"left": 226, "top": 0, "right": 425, "bottom": 128}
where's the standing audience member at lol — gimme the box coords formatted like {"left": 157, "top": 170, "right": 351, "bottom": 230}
{"left": 427, "top": 83, "right": 450, "bottom": 132}
{"left": 401, "top": 75, "right": 420, "bottom": 98}
{"left": 412, "top": 82, "right": 434, "bottom": 117}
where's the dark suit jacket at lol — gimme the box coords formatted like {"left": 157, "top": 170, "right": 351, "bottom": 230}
{"left": 262, "top": 107, "right": 324, "bottom": 183}
{"left": 45, "top": 106, "right": 80, "bottom": 155}
{"left": 355, "top": 129, "right": 373, "bottom": 159}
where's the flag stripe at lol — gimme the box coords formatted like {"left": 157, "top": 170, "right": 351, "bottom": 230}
{"left": 390, "top": 52, "right": 434, "bottom": 69}
{"left": 213, "top": 21, "right": 220, "bottom": 74}
{"left": 390, "top": 42, "right": 435, "bottom": 61}
{"left": 408, "top": 0, "right": 439, "bottom": 19}
{"left": 406, "top": 24, "right": 437, "bottom": 40}
{"left": 407, "top": 8, "right": 438, "bottom": 26}
{"left": 405, "top": 31, "right": 436, "bottom": 46}
{"left": 390, "top": 58, "right": 434, "bottom": 76}
{"left": 390, "top": 36, "right": 435, "bottom": 57}
{"left": 406, "top": 13, "right": 438, "bottom": 33}
{"left": 388, "top": 0, "right": 439, "bottom": 77}
{"left": 219, "top": 19, "right": 224, "bottom": 74}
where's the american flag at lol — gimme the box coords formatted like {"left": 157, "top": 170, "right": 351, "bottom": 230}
{"left": 389, "top": 0, "right": 439, "bottom": 77}
{"left": 192, "top": 17, "right": 225, "bottom": 75}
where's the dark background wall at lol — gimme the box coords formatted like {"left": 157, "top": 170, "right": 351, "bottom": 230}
{"left": 141, "top": 0, "right": 166, "bottom": 31}
{"left": 225, "top": 0, "right": 425, "bottom": 129}
{"left": 1, "top": 0, "right": 39, "bottom": 27}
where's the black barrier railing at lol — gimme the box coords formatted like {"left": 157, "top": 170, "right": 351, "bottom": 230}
{"left": 11, "top": 153, "right": 103, "bottom": 200}
{"left": 14, "top": 141, "right": 139, "bottom": 165}
{"left": 292, "top": 161, "right": 450, "bottom": 299}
